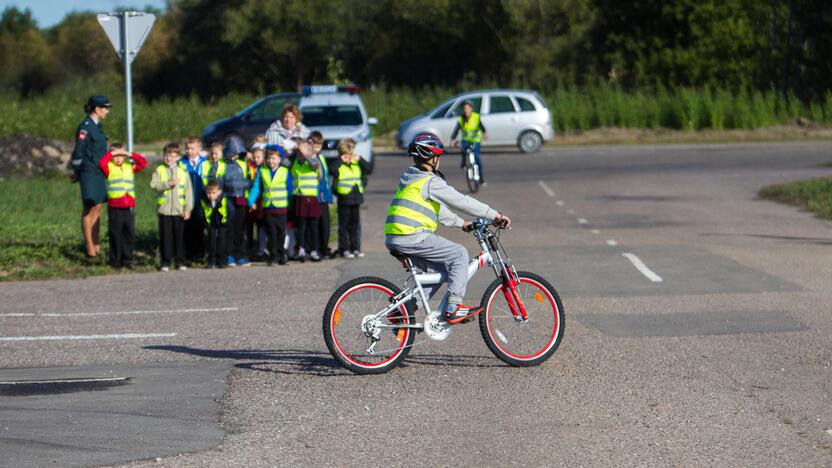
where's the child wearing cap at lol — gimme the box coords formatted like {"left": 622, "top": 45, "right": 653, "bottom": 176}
{"left": 150, "top": 142, "right": 193, "bottom": 272}
{"left": 98, "top": 142, "right": 147, "bottom": 269}
{"left": 247, "top": 145, "right": 293, "bottom": 265}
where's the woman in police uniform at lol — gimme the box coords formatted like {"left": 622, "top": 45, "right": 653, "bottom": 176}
{"left": 71, "top": 96, "right": 111, "bottom": 258}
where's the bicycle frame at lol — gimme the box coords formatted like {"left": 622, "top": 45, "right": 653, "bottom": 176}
{"left": 370, "top": 220, "right": 529, "bottom": 331}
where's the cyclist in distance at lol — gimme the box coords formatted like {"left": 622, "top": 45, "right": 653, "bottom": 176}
{"left": 450, "top": 100, "right": 488, "bottom": 185}
{"left": 384, "top": 133, "right": 510, "bottom": 323}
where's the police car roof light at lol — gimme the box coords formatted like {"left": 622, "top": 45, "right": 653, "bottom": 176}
{"left": 302, "top": 85, "right": 360, "bottom": 96}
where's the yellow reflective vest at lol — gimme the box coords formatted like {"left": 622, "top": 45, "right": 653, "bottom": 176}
{"left": 383, "top": 175, "right": 440, "bottom": 235}
{"left": 291, "top": 159, "right": 319, "bottom": 197}
{"left": 201, "top": 196, "right": 228, "bottom": 224}
{"left": 458, "top": 112, "right": 483, "bottom": 143}
{"left": 106, "top": 161, "right": 135, "bottom": 200}
{"left": 336, "top": 162, "right": 364, "bottom": 196}
{"left": 156, "top": 163, "right": 189, "bottom": 206}
{"left": 199, "top": 160, "right": 226, "bottom": 186}
{"left": 260, "top": 166, "right": 290, "bottom": 208}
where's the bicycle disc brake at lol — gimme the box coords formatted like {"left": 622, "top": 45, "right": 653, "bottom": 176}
{"left": 423, "top": 311, "right": 452, "bottom": 341}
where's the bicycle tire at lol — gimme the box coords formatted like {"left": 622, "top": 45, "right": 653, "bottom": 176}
{"left": 323, "top": 276, "right": 416, "bottom": 374}
{"left": 479, "top": 272, "right": 565, "bottom": 366}
{"left": 465, "top": 149, "right": 480, "bottom": 193}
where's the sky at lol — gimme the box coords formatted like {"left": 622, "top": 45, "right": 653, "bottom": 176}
{"left": 0, "top": 0, "right": 167, "bottom": 28}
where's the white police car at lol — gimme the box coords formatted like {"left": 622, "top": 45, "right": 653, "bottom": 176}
{"left": 300, "top": 85, "right": 378, "bottom": 173}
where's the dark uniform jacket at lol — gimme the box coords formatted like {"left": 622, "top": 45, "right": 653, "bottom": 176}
{"left": 71, "top": 116, "right": 108, "bottom": 174}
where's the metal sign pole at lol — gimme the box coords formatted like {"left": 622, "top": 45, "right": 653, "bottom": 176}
{"left": 122, "top": 12, "right": 134, "bottom": 153}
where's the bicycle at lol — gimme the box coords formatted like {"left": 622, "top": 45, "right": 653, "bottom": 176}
{"left": 322, "top": 218, "right": 565, "bottom": 374}
{"left": 463, "top": 144, "right": 481, "bottom": 193}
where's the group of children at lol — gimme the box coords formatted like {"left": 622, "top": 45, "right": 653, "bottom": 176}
{"left": 98, "top": 131, "right": 368, "bottom": 270}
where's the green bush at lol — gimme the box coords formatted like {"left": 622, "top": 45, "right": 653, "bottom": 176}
{"left": 0, "top": 79, "right": 829, "bottom": 144}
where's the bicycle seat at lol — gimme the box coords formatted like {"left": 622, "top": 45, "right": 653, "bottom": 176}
{"left": 387, "top": 249, "right": 410, "bottom": 262}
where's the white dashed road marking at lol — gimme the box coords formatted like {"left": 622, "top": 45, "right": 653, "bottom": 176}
{"left": 622, "top": 253, "right": 663, "bottom": 283}
{"left": 556, "top": 201, "right": 565, "bottom": 206}
{"left": 0, "top": 333, "right": 177, "bottom": 342}
{"left": 577, "top": 218, "right": 588, "bottom": 224}
{"left": 538, "top": 181, "right": 556, "bottom": 197}
{"left": 606, "top": 240, "right": 618, "bottom": 246}
{"left": 591, "top": 229, "right": 600, "bottom": 234}
{"left": 567, "top": 209, "right": 575, "bottom": 214}
{"left": 0, "top": 307, "right": 238, "bottom": 318}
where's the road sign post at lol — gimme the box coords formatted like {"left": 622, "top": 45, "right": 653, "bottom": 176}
{"left": 97, "top": 12, "right": 155, "bottom": 153}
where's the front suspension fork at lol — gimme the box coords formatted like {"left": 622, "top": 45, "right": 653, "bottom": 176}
{"left": 501, "top": 270, "right": 528, "bottom": 321}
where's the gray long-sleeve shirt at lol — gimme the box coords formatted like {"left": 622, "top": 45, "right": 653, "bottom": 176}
{"left": 385, "top": 166, "right": 498, "bottom": 246}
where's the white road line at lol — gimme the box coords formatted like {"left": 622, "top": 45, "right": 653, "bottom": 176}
{"left": 538, "top": 181, "right": 556, "bottom": 197}
{"left": 591, "top": 229, "right": 600, "bottom": 234}
{"left": 606, "top": 240, "right": 618, "bottom": 246}
{"left": 556, "top": 201, "right": 565, "bottom": 207}
{"left": 577, "top": 218, "right": 588, "bottom": 224}
{"left": 622, "top": 253, "right": 663, "bottom": 283}
{"left": 0, "top": 307, "right": 237, "bottom": 318}
{"left": 0, "top": 333, "right": 177, "bottom": 342}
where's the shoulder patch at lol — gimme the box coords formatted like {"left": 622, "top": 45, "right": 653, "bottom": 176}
{"left": 78, "top": 129, "right": 88, "bottom": 140}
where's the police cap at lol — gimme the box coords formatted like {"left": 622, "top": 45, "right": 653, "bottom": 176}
{"left": 86, "top": 95, "right": 112, "bottom": 108}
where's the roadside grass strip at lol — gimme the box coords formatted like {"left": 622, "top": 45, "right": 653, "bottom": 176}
{"left": 759, "top": 177, "right": 832, "bottom": 220}
{"left": 622, "top": 253, "right": 663, "bottom": 283}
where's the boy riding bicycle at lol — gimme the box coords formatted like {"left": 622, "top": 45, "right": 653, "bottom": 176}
{"left": 450, "top": 100, "right": 488, "bottom": 185}
{"left": 384, "top": 133, "right": 510, "bottom": 324}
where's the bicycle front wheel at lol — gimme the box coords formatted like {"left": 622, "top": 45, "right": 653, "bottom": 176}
{"left": 479, "top": 272, "right": 564, "bottom": 366}
{"left": 323, "top": 276, "right": 416, "bottom": 374}
{"left": 465, "top": 151, "right": 480, "bottom": 193}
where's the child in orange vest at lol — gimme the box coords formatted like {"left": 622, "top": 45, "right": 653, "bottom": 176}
{"left": 98, "top": 142, "right": 147, "bottom": 269}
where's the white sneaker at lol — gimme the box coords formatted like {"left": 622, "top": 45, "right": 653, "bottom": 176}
{"left": 177, "top": 265, "right": 188, "bottom": 271}
{"left": 343, "top": 251, "right": 355, "bottom": 259}
{"left": 354, "top": 251, "right": 365, "bottom": 258}
{"left": 160, "top": 266, "right": 170, "bottom": 272}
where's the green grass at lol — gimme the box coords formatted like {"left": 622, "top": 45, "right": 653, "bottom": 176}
{"left": 0, "top": 170, "right": 162, "bottom": 281}
{"left": 759, "top": 177, "right": 832, "bottom": 219}
{"left": 1, "top": 79, "right": 830, "bottom": 145}
{"left": 0, "top": 169, "right": 344, "bottom": 281}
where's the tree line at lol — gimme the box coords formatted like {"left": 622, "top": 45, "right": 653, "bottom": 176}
{"left": 1, "top": 0, "right": 830, "bottom": 102}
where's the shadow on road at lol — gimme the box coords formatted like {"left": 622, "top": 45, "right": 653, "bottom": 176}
{"left": 144, "top": 345, "right": 506, "bottom": 376}
{"left": 143, "top": 345, "right": 345, "bottom": 377}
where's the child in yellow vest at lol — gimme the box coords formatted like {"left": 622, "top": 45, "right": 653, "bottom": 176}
{"left": 202, "top": 180, "right": 229, "bottom": 269}
{"left": 98, "top": 142, "right": 147, "bottom": 269}
{"left": 290, "top": 141, "right": 323, "bottom": 262}
{"left": 150, "top": 142, "right": 193, "bottom": 272}
{"left": 331, "top": 138, "right": 369, "bottom": 258}
{"left": 247, "top": 145, "right": 292, "bottom": 265}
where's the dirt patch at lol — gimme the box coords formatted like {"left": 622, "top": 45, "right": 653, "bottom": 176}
{"left": 0, "top": 134, "right": 74, "bottom": 178}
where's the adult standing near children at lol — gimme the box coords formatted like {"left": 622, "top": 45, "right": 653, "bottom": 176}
{"left": 265, "top": 103, "right": 310, "bottom": 153}
{"left": 70, "top": 95, "right": 111, "bottom": 259}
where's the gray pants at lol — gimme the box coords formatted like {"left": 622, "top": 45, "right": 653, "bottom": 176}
{"left": 385, "top": 232, "right": 469, "bottom": 304}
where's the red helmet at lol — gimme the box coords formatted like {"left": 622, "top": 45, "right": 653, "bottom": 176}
{"left": 408, "top": 133, "right": 445, "bottom": 160}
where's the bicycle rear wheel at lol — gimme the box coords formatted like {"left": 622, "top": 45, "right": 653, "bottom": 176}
{"left": 465, "top": 150, "right": 480, "bottom": 193}
{"left": 323, "top": 276, "right": 416, "bottom": 374}
{"left": 479, "top": 272, "right": 564, "bottom": 366}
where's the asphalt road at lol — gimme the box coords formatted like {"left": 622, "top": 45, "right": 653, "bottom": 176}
{"left": 1, "top": 141, "right": 832, "bottom": 466}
